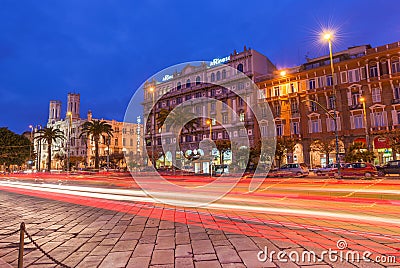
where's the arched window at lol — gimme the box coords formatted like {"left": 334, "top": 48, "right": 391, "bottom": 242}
{"left": 391, "top": 56, "right": 399, "bottom": 74}
{"left": 186, "top": 79, "right": 191, "bottom": 88}
{"left": 211, "top": 73, "right": 215, "bottom": 82}
{"left": 216, "top": 71, "right": 221, "bottom": 81}
{"left": 177, "top": 82, "right": 181, "bottom": 90}
{"left": 369, "top": 61, "right": 378, "bottom": 78}
{"left": 237, "top": 63, "right": 244, "bottom": 73}
{"left": 196, "top": 76, "right": 201, "bottom": 85}
{"left": 222, "top": 69, "right": 226, "bottom": 79}
{"left": 239, "top": 111, "right": 245, "bottom": 122}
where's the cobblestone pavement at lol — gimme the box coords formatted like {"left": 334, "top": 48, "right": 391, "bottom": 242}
{"left": 0, "top": 190, "right": 400, "bottom": 267}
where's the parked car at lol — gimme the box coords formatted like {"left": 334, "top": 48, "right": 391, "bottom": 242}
{"left": 315, "top": 163, "right": 344, "bottom": 176}
{"left": 377, "top": 160, "right": 400, "bottom": 175}
{"left": 269, "top": 163, "right": 309, "bottom": 177}
{"left": 340, "top": 162, "right": 378, "bottom": 178}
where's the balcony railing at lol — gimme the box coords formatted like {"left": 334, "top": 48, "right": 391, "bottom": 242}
{"left": 349, "top": 103, "right": 362, "bottom": 110}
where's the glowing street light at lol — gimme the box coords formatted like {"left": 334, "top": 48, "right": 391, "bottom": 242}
{"left": 322, "top": 30, "right": 341, "bottom": 175}
{"left": 206, "top": 119, "right": 212, "bottom": 139}
{"left": 66, "top": 111, "right": 72, "bottom": 173}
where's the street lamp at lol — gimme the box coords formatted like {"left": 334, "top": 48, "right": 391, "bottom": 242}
{"left": 28, "top": 125, "right": 33, "bottom": 169}
{"left": 359, "top": 96, "right": 370, "bottom": 151}
{"left": 206, "top": 119, "right": 212, "bottom": 139}
{"left": 148, "top": 86, "right": 156, "bottom": 167}
{"left": 66, "top": 111, "right": 72, "bottom": 173}
{"left": 322, "top": 31, "right": 341, "bottom": 175}
{"left": 206, "top": 119, "right": 213, "bottom": 176}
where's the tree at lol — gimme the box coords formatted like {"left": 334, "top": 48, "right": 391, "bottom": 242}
{"left": 274, "top": 137, "right": 297, "bottom": 168}
{"left": 344, "top": 142, "right": 376, "bottom": 163}
{"left": 215, "top": 140, "right": 231, "bottom": 165}
{"left": 387, "top": 129, "right": 400, "bottom": 160}
{"left": 35, "top": 127, "right": 65, "bottom": 171}
{"left": 80, "top": 120, "right": 113, "bottom": 169}
{"left": 310, "top": 137, "right": 336, "bottom": 165}
{"left": 0, "top": 128, "right": 31, "bottom": 167}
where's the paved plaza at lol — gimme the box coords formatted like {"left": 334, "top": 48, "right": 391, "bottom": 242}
{"left": 0, "top": 178, "right": 400, "bottom": 268}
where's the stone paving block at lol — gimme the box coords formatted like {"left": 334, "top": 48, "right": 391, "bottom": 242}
{"left": 126, "top": 256, "right": 151, "bottom": 268}
{"left": 192, "top": 239, "right": 215, "bottom": 255}
{"left": 176, "top": 232, "right": 190, "bottom": 245}
{"left": 175, "top": 244, "right": 193, "bottom": 258}
{"left": 89, "top": 245, "right": 113, "bottom": 256}
{"left": 221, "top": 263, "right": 246, "bottom": 268}
{"left": 76, "top": 254, "right": 105, "bottom": 268}
{"left": 155, "top": 236, "right": 175, "bottom": 250}
{"left": 195, "top": 260, "right": 222, "bottom": 268}
{"left": 132, "top": 243, "right": 154, "bottom": 257}
{"left": 214, "top": 245, "right": 242, "bottom": 264}
{"left": 194, "top": 254, "right": 218, "bottom": 261}
{"left": 176, "top": 257, "right": 194, "bottom": 268}
{"left": 238, "top": 250, "right": 275, "bottom": 268}
{"left": 151, "top": 249, "right": 174, "bottom": 265}
{"left": 112, "top": 239, "right": 138, "bottom": 252}
{"left": 98, "top": 251, "right": 131, "bottom": 268}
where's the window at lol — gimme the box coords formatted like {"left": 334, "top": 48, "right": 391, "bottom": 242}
{"left": 239, "top": 112, "right": 245, "bottom": 122}
{"left": 275, "top": 104, "right": 281, "bottom": 116}
{"left": 195, "top": 92, "right": 202, "bottom": 98}
{"left": 291, "top": 122, "right": 299, "bottom": 134}
{"left": 360, "top": 67, "right": 367, "bottom": 80}
{"left": 340, "top": 71, "right": 348, "bottom": 83}
{"left": 274, "top": 86, "right": 280, "bottom": 96}
{"left": 238, "top": 97, "right": 244, "bottom": 106}
{"left": 195, "top": 105, "right": 202, "bottom": 115}
{"left": 326, "top": 75, "right": 333, "bottom": 86}
{"left": 196, "top": 76, "right": 201, "bottom": 85}
{"left": 261, "top": 107, "right": 267, "bottom": 117}
{"left": 276, "top": 124, "right": 283, "bottom": 136}
{"left": 373, "top": 112, "right": 386, "bottom": 127}
{"left": 185, "top": 95, "right": 192, "bottom": 101}
{"left": 210, "top": 89, "right": 216, "bottom": 97}
{"left": 211, "top": 73, "right": 215, "bottom": 82}
{"left": 177, "top": 82, "right": 181, "bottom": 90}
{"left": 369, "top": 62, "right": 378, "bottom": 77}
{"left": 328, "top": 95, "right": 336, "bottom": 110}
{"left": 186, "top": 79, "right": 191, "bottom": 88}
{"left": 308, "top": 79, "right": 316, "bottom": 90}
{"left": 310, "top": 119, "right": 321, "bottom": 133}
{"left": 115, "top": 139, "right": 118, "bottom": 146}
{"left": 351, "top": 92, "right": 361, "bottom": 106}
{"left": 238, "top": 82, "right": 244, "bottom": 90}
{"left": 216, "top": 71, "right": 221, "bottom": 81}
{"left": 222, "top": 69, "right": 226, "bottom": 79}
{"left": 354, "top": 115, "right": 364, "bottom": 129}
{"left": 317, "top": 76, "right": 324, "bottom": 88}
{"left": 372, "top": 88, "right": 381, "bottom": 103}
{"left": 348, "top": 69, "right": 360, "bottom": 83}
{"left": 291, "top": 102, "right": 299, "bottom": 114}
{"left": 380, "top": 60, "right": 389, "bottom": 75}
{"left": 290, "top": 83, "right": 297, "bottom": 93}
{"left": 211, "top": 102, "right": 216, "bottom": 112}
{"left": 176, "top": 97, "right": 182, "bottom": 104}
{"left": 394, "top": 87, "right": 400, "bottom": 100}
{"left": 222, "top": 114, "right": 228, "bottom": 124}
{"left": 237, "top": 63, "right": 243, "bottom": 73}
{"left": 261, "top": 125, "right": 268, "bottom": 136}
{"left": 122, "top": 138, "right": 126, "bottom": 146}
{"left": 311, "top": 101, "right": 317, "bottom": 112}
{"left": 392, "top": 58, "right": 400, "bottom": 73}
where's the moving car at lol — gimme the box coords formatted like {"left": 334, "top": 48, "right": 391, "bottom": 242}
{"left": 377, "top": 160, "right": 400, "bottom": 175}
{"left": 270, "top": 163, "right": 309, "bottom": 177}
{"left": 340, "top": 162, "right": 378, "bottom": 178}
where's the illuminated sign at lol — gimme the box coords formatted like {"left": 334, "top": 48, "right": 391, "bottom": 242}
{"left": 162, "top": 74, "right": 174, "bottom": 81}
{"left": 210, "top": 56, "right": 230, "bottom": 66}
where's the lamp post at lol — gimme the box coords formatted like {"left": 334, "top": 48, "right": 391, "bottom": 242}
{"left": 66, "top": 112, "right": 72, "bottom": 173}
{"left": 28, "top": 125, "right": 33, "bottom": 169}
{"left": 323, "top": 32, "right": 341, "bottom": 175}
{"left": 359, "top": 96, "right": 370, "bottom": 151}
{"left": 206, "top": 119, "right": 213, "bottom": 176}
{"left": 35, "top": 125, "right": 42, "bottom": 171}
{"left": 149, "top": 86, "right": 156, "bottom": 167}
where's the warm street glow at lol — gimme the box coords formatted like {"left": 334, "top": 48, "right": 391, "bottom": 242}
{"left": 360, "top": 96, "right": 365, "bottom": 102}
{"left": 206, "top": 119, "right": 211, "bottom": 125}
{"left": 280, "top": 70, "right": 286, "bottom": 76}
{"left": 149, "top": 86, "right": 154, "bottom": 92}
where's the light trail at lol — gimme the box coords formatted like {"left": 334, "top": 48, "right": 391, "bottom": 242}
{"left": 1, "top": 180, "right": 400, "bottom": 227}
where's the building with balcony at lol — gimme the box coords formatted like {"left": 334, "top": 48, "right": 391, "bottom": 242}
{"left": 143, "top": 46, "right": 276, "bottom": 173}
{"left": 257, "top": 41, "right": 400, "bottom": 167}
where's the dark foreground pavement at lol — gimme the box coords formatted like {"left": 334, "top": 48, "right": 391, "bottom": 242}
{"left": 0, "top": 190, "right": 399, "bottom": 268}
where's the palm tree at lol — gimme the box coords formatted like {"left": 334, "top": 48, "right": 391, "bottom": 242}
{"left": 34, "top": 127, "right": 65, "bottom": 172}
{"left": 80, "top": 120, "right": 113, "bottom": 169}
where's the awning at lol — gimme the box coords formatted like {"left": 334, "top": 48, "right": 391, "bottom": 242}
{"left": 353, "top": 138, "right": 366, "bottom": 145}
{"left": 374, "top": 137, "right": 390, "bottom": 149}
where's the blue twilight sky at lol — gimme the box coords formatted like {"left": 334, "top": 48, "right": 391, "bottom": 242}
{"left": 1, "top": 0, "right": 399, "bottom": 133}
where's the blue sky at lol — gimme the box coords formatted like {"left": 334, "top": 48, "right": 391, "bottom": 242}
{"left": 1, "top": 0, "right": 399, "bottom": 133}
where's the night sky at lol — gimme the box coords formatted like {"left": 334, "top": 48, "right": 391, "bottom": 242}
{"left": 1, "top": 0, "right": 399, "bottom": 134}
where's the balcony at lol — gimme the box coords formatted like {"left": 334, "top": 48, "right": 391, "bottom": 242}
{"left": 392, "top": 99, "right": 400, "bottom": 104}
{"left": 349, "top": 103, "right": 362, "bottom": 110}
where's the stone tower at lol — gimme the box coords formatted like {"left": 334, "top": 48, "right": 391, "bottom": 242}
{"left": 67, "top": 93, "right": 80, "bottom": 120}
{"left": 48, "top": 100, "right": 61, "bottom": 124}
